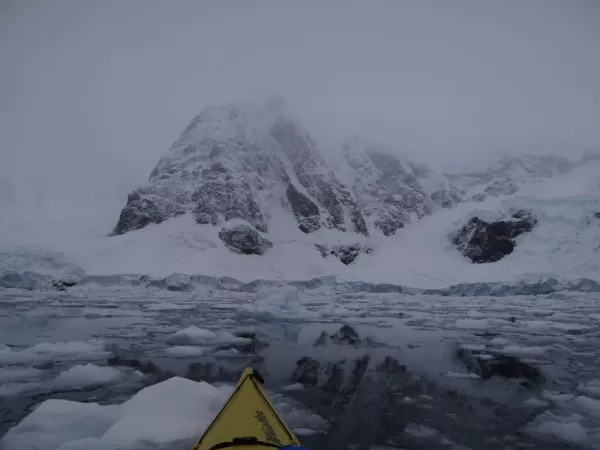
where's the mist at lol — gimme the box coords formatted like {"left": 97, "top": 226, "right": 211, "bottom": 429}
{"left": 1, "top": 0, "right": 599, "bottom": 207}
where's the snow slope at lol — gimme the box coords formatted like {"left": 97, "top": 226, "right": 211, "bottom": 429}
{"left": 0, "top": 157, "right": 599, "bottom": 289}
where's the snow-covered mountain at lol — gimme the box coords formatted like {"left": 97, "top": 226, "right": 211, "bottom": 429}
{"left": 112, "top": 95, "right": 367, "bottom": 239}
{"left": 1, "top": 95, "right": 599, "bottom": 289}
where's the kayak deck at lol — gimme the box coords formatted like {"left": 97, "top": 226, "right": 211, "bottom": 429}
{"left": 192, "top": 368, "right": 301, "bottom": 450}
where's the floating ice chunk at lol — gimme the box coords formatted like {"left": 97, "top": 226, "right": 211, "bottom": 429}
{"left": 577, "top": 380, "right": 600, "bottom": 397}
{"left": 404, "top": 423, "right": 439, "bottom": 438}
{"left": 0, "top": 381, "right": 45, "bottom": 397}
{"left": 490, "top": 338, "right": 510, "bottom": 347}
{"left": 453, "top": 318, "right": 513, "bottom": 330}
{"left": 168, "top": 326, "right": 251, "bottom": 347}
{"left": 0, "top": 367, "right": 42, "bottom": 383}
{"left": 52, "top": 364, "right": 128, "bottom": 389}
{"left": 0, "top": 398, "right": 119, "bottom": 449}
{"left": 168, "top": 326, "right": 218, "bottom": 345}
{"left": 282, "top": 383, "right": 305, "bottom": 392}
{"left": 2, "top": 369, "right": 327, "bottom": 449}
{"left": 501, "top": 345, "right": 546, "bottom": 357}
{"left": 459, "top": 344, "right": 486, "bottom": 351}
{"left": 542, "top": 391, "right": 575, "bottom": 403}
{"left": 573, "top": 396, "right": 600, "bottom": 418}
{"left": 100, "top": 377, "right": 224, "bottom": 449}
{"left": 236, "top": 287, "right": 318, "bottom": 321}
{"left": 443, "top": 372, "right": 481, "bottom": 379}
{"left": 165, "top": 345, "right": 209, "bottom": 358}
{"left": 527, "top": 417, "right": 588, "bottom": 445}
{"left": 0, "top": 377, "right": 224, "bottom": 450}
{"left": 523, "top": 320, "right": 590, "bottom": 332}
{"left": 0, "top": 341, "right": 108, "bottom": 365}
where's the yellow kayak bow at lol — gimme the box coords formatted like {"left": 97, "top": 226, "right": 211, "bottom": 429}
{"left": 192, "top": 368, "right": 303, "bottom": 450}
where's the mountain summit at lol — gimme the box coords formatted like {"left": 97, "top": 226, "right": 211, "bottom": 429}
{"left": 112, "top": 96, "right": 367, "bottom": 237}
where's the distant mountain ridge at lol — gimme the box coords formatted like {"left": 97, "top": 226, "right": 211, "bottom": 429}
{"left": 111, "top": 95, "right": 599, "bottom": 264}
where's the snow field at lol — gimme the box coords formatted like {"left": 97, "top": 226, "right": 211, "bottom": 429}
{"left": 0, "top": 159, "right": 598, "bottom": 290}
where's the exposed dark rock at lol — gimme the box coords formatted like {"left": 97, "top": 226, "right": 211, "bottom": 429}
{"left": 314, "top": 325, "right": 361, "bottom": 347}
{"left": 192, "top": 178, "right": 267, "bottom": 232}
{"left": 484, "top": 181, "right": 519, "bottom": 197}
{"left": 218, "top": 224, "right": 273, "bottom": 255}
{"left": 314, "top": 243, "right": 373, "bottom": 265}
{"left": 456, "top": 347, "right": 546, "bottom": 386}
{"left": 286, "top": 183, "right": 321, "bottom": 233}
{"left": 313, "top": 325, "right": 375, "bottom": 348}
{"left": 292, "top": 356, "right": 321, "bottom": 386}
{"left": 342, "top": 136, "right": 460, "bottom": 236}
{"left": 52, "top": 279, "right": 78, "bottom": 291}
{"left": 112, "top": 191, "right": 186, "bottom": 236}
{"left": 453, "top": 210, "right": 537, "bottom": 263}
{"left": 225, "top": 331, "right": 270, "bottom": 354}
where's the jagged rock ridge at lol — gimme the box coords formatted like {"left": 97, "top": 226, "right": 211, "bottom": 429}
{"left": 340, "top": 136, "right": 461, "bottom": 236}
{"left": 112, "top": 96, "right": 367, "bottom": 237}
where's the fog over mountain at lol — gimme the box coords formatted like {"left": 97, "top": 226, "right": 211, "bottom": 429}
{"left": 2, "top": 0, "right": 600, "bottom": 212}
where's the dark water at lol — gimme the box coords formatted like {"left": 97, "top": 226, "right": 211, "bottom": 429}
{"left": 1, "top": 287, "right": 599, "bottom": 449}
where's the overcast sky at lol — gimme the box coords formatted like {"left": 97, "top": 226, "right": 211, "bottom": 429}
{"left": 1, "top": 0, "right": 599, "bottom": 200}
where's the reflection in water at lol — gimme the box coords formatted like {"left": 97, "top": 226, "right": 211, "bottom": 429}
{"left": 0, "top": 290, "right": 589, "bottom": 450}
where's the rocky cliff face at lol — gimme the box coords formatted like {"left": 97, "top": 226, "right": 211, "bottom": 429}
{"left": 340, "top": 136, "right": 461, "bottom": 236}
{"left": 112, "top": 96, "right": 367, "bottom": 237}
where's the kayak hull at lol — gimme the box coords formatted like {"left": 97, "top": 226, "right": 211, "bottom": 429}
{"left": 192, "top": 368, "right": 301, "bottom": 450}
